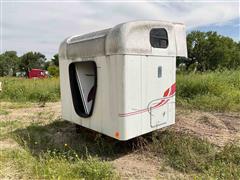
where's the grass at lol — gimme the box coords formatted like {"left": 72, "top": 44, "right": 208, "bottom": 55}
{"left": 151, "top": 131, "right": 215, "bottom": 172}
{"left": 11, "top": 119, "right": 239, "bottom": 179}
{"left": 0, "top": 149, "right": 117, "bottom": 179}
{"left": 0, "top": 102, "right": 33, "bottom": 109}
{"left": 0, "top": 77, "right": 60, "bottom": 102}
{"left": 151, "top": 130, "right": 240, "bottom": 179}
{"left": 12, "top": 120, "right": 133, "bottom": 159}
{"left": 0, "top": 120, "right": 22, "bottom": 139}
{"left": 0, "top": 120, "right": 21, "bottom": 128}
{"left": 0, "top": 109, "right": 9, "bottom": 115}
{"left": 0, "top": 70, "right": 239, "bottom": 112}
{"left": 0, "top": 112, "right": 239, "bottom": 179}
{"left": 177, "top": 70, "right": 240, "bottom": 112}
{"left": 0, "top": 121, "right": 119, "bottom": 179}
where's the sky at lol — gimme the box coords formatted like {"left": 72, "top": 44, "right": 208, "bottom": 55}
{"left": 1, "top": 0, "right": 239, "bottom": 59}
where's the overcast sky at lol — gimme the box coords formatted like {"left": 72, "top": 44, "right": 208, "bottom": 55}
{"left": 1, "top": 1, "right": 239, "bottom": 59}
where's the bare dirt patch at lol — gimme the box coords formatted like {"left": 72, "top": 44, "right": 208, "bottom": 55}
{"left": 112, "top": 152, "right": 160, "bottom": 179}
{"left": 174, "top": 108, "right": 240, "bottom": 147}
{"left": 111, "top": 151, "right": 191, "bottom": 179}
{"left": 0, "top": 102, "right": 61, "bottom": 124}
{"left": 0, "top": 138, "right": 20, "bottom": 150}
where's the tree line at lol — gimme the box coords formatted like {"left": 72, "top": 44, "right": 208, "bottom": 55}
{"left": 0, "top": 52, "right": 59, "bottom": 77}
{"left": 0, "top": 30, "right": 239, "bottom": 77}
{"left": 178, "top": 31, "right": 240, "bottom": 72}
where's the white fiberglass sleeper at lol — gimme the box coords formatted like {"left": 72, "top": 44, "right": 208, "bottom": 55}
{"left": 59, "top": 20, "right": 187, "bottom": 140}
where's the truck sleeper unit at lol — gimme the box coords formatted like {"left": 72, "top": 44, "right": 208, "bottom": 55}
{"left": 59, "top": 20, "right": 187, "bottom": 140}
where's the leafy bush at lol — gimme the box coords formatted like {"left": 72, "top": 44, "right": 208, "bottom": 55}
{"left": 47, "top": 65, "right": 59, "bottom": 77}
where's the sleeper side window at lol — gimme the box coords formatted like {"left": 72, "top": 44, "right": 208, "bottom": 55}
{"left": 150, "top": 28, "right": 168, "bottom": 48}
{"left": 69, "top": 61, "right": 97, "bottom": 118}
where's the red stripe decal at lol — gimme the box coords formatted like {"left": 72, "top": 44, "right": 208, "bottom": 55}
{"left": 164, "top": 88, "right": 170, "bottom": 97}
{"left": 152, "top": 99, "right": 165, "bottom": 108}
{"left": 119, "top": 83, "right": 176, "bottom": 117}
{"left": 169, "top": 83, "right": 176, "bottom": 96}
{"left": 152, "top": 86, "right": 171, "bottom": 108}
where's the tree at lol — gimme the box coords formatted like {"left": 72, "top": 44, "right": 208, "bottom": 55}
{"left": 51, "top": 54, "right": 59, "bottom": 67}
{"left": 0, "top": 51, "right": 19, "bottom": 76}
{"left": 43, "top": 61, "right": 51, "bottom": 70}
{"left": 19, "top": 52, "right": 46, "bottom": 74}
{"left": 187, "top": 31, "right": 209, "bottom": 71}
{"left": 186, "top": 31, "right": 240, "bottom": 71}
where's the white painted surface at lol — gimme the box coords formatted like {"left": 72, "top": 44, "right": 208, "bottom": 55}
{"left": 59, "top": 20, "right": 187, "bottom": 140}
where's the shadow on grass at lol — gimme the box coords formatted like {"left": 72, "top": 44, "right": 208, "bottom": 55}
{"left": 13, "top": 119, "right": 151, "bottom": 160}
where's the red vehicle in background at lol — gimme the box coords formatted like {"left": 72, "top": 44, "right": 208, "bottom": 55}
{"left": 28, "top": 69, "right": 48, "bottom": 79}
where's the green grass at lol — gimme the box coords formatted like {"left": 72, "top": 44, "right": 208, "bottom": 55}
{"left": 151, "top": 130, "right": 240, "bottom": 179}
{"left": 0, "top": 120, "right": 119, "bottom": 179}
{"left": 1, "top": 70, "right": 239, "bottom": 112}
{"left": 0, "top": 77, "right": 60, "bottom": 102}
{"left": 0, "top": 109, "right": 9, "bottom": 115}
{"left": 177, "top": 70, "right": 240, "bottom": 112}
{"left": 12, "top": 121, "right": 125, "bottom": 158}
{"left": 0, "top": 120, "right": 22, "bottom": 139}
{"left": 0, "top": 120, "right": 21, "bottom": 128}
{"left": 0, "top": 102, "right": 33, "bottom": 109}
{"left": 0, "top": 117, "right": 239, "bottom": 179}
{"left": 0, "top": 149, "right": 117, "bottom": 179}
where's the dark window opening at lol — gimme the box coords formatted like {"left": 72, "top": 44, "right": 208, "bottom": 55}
{"left": 150, "top": 28, "right": 168, "bottom": 48}
{"left": 69, "top": 61, "right": 97, "bottom": 118}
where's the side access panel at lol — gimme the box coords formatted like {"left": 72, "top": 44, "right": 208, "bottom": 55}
{"left": 142, "top": 56, "right": 175, "bottom": 128}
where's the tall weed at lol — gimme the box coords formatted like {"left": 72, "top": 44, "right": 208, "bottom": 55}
{"left": 177, "top": 70, "right": 240, "bottom": 111}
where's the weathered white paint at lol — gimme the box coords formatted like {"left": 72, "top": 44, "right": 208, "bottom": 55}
{"left": 59, "top": 20, "right": 187, "bottom": 140}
